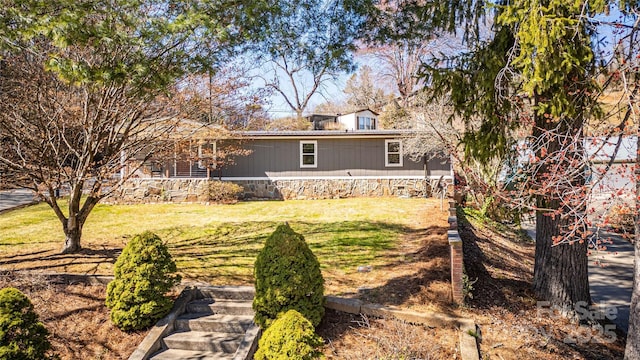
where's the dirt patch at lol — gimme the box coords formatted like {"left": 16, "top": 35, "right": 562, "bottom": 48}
{"left": 352, "top": 201, "right": 453, "bottom": 315}
{"left": 0, "top": 272, "right": 147, "bottom": 360}
{"left": 457, "top": 210, "right": 626, "bottom": 359}
{"left": 317, "top": 309, "right": 459, "bottom": 359}
{"left": 315, "top": 201, "right": 460, "bottom": 359}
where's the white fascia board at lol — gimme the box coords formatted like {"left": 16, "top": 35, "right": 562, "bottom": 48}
{"left": 218, "top": 175, "right": 453, "bottom": 181}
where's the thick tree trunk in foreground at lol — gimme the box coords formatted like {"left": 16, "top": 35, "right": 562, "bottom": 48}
{"left": 533, "top": 209, "right": 590, "bottom": 307}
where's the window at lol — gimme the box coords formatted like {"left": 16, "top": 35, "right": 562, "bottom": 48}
{"left": 385, "top": 140, "right": 403, "bottom": 167}
{"left": 197, "top": 142, "right": 216, "bottom": 169}
{"left": 300, "top": 140, "right": 317, "bottom": 168}
{"left": 357, "top": 116, "right": 376, "bottom": 130}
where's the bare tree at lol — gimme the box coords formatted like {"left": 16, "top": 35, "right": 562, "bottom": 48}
{"left": 0, "top": 0, "right": 265, "bottom": 253}
{"left": 178, "top": 61, "right": 271, "bottom": 129}
{"left": 256, "top": 0, "right": 367, "bottom": 118}
{"left": 362, "top": 36, "right": 461, "bottom": 105}
{"left": 0, "top": 46, "right": 179, "bottom": 253}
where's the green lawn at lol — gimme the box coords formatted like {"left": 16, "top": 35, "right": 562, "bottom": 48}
{"left": 0, "top": 198, "right": 446, "bottom": 291}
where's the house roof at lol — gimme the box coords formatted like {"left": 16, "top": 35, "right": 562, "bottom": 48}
{"left": 232, "top": 130, "right": 411, "bottom": 139}
{"left": 305, "top": 108, "right": 380, "bottom": 120}
{"left": 344, "top": 108, "right": 380, "bottom": 116}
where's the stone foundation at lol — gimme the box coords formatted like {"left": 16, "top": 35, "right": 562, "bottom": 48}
{"left": 233, "top": 178, "right": 430, "bottom": 200}
{"left": 108, "top": 178, "right": 211, "bottom": 204}
{"left": 107, "top": 178, "right": 431, "bottom": 204}
{"left": 108, "top": 178, "right": 433, "bottom": 203}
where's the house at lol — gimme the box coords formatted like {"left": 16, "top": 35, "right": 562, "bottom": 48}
{"left": 114, "top": 128, "right": 453, "bottom": 202}
{"left": 216, "top": 130, "right": 451, "bottom": 199}
{"left": 586, "top": 136, "right": 636, "bottom": 196}
{"left": 306, "top": 109, "right": 379, "bottom": 131}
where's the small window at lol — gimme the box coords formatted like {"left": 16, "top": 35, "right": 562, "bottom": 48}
{"left": 300, "top": 140, "right": 317, "bottom": 168}
{"left": 385, "top": 140, "right": 403, "bottom": 167}
{"left": 358, "top": 116, "right": 376, "bottom": 130}
{"left": 197, "top": 142, "right": 216, "bottom": 169}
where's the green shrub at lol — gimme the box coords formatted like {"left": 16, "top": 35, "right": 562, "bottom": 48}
{"left": 106, "top": 231, "right": 181, "bottom": 331}
{"left": 254, "top": 310, "right": 325, "bottom": 360}
{"left": 208, "top": 181, "right": 243, "bottom": 203}
{"left": 0, "top": 287, "right": 55, "bottom": 360}
{"left": 253, "top": 224, "right": 325, "bottom": 328}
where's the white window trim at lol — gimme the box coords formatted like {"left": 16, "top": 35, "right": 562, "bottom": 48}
{"left": 357, "top": 116, "right": 376, "bottom": 130}
{"left": 385, "top": 139, "right": 403, "bottom": 167}
{"left": 197, "top": 141, "right": 217, "bottom": 169}
{"left": 300, "top": 140, "right": 318, "bottom": 168}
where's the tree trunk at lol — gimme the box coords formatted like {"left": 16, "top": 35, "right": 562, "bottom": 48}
{"left": 62, "top": 229, "right": 82, "bottom": 254}
{"left": 533, "top": 207, "right": 590, "bottom": 308}
{"left": 61, "top": 215, "right": 83, "bottom": 254}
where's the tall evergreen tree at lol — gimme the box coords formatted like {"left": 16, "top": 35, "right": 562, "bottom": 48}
{"left": 376, "top": 0, "right": 638, "bottom": 311}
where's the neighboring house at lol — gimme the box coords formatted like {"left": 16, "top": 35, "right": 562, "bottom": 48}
{"left": 586, "top": 136, "right": 636, "bottom": 196}
{"left": 306, "top": 109, "right": 379, "bottom": 131}
{"left": 116, "top": 128, "right": 453, "bottom": 202}
{"left": 506, "top": 135, "right": 637, "bottom": 198}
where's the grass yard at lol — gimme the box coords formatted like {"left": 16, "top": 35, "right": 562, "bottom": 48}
{"left": 0, "top": 198, "right": 450, "bottom": 304}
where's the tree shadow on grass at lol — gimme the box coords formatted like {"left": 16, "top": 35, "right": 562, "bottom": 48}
{"left": 167, "top": 220, "right": 410, "bottom": 283}
{"left": 0, "top": 247, "right": 121, "bottom": 274}
{"left": 356, "top": 225, "right": 456, "bottom": 314}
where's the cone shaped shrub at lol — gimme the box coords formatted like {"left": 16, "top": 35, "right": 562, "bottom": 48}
{"left": 253, "top": 223, "right": 325, "bottom": 328}
{"left": 106, "top": 231, "right": 181, "bottom": 331}
{"left": 0, "top": 287, "right": 55, "bottom": 360}
{"left": 254, "top": 309, "right": 325, "bottom": 360}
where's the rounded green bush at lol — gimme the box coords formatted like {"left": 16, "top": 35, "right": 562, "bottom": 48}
{"left": 253, "top": 223, "right": 324, "bottom": 328}
{"left": 254, "top": 309, "right": 325, "bottom": 360}
{"left": 106, "top": 231, "right": 181, "bottom": 331}
{"left": 0, "top": 287, "right": 55, "bottom": 360}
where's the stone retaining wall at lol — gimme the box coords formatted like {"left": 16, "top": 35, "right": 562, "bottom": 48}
{"left": 236, "top": 178, "right": 430, "bottom": 200}
{"left": 107, "top": 178, "right": 432, "bottom": 203}
{"left": 108, "top": 178, "right": 211, "bottom": 204}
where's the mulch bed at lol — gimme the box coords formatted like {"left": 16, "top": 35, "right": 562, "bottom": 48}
{"left": 0, "top": 272, "right": 147, "bottom": 360}
{"left": 457, "top": 210, "right": 626, "bottom": 359}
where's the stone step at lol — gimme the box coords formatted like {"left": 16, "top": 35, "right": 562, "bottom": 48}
{"left": 186, "top": 299, "right": 254, "bottom": 316}
{"left": 195, "top": 286, "right": 255, "bottom": 301}
{"left": 175, "top": 313, "right": 254, "bottom": 333}
{"left": 163, "top": 331, "right": 244, "bottom": 353}
{"left": 149, "top": 348, "right": 235, "bottom": 360}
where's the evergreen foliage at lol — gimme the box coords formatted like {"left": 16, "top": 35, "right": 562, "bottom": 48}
{"left": 398, "top": 0, "right": 632, "bottom": 309}
{"left": 254, "top": 309, "right": 325, "bottom": 360}
{"left": 0, "top": 287, "right": 55, "bottom": 360}
{"left": 253, "top": 224, "right": 325, "bottom": 328}
{"left": 106, "top": 232, "right": 181, "bottom": 331}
